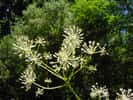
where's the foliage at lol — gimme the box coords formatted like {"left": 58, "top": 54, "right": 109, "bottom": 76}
{"left": 12, "top": 0, "right": 70, "bottom": 38}
{"left": 0, "top": 35, "right": 31, "bottom": 99}
{"left": 0, "top": 60, "right": 10, "bottom": 80}
{"left": 71, "top": 0, "right": 119, "bottom": 40}
{"left": 105, "top": 0, "right": 133, "bottom": 90}
{"left": 11, "top": 0, "right": 73, "bottom": 54}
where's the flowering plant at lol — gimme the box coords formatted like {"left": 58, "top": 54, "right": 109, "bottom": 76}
{"left": 13, "top": 25, "right": 108, "bottom": 100}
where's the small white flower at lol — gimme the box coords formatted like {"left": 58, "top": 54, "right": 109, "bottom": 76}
{"left": 99, "top": 46, "right": 108, "bottom": 56}
{"left": 116, "top": 88, "right": 133, "bottom": 100}
{"left": 63, "top": 25, "right": 83, "bottom": 54}
{"left": 52, "top": 65, "right": 61, "bottom": 72}
{"left": 13, "top": 35, "right": 35, "bottom": 57}
{"left": 54, "top": 49, "right": 71, "bottom": 65}
{"left": 35, "top": 88, "right": 44, "bottom": 96}
{"left": 44, "top": 78, "right": 52, "bottom": 84}
{"left": 43, "top": 52, "right": 52, "bottom": 60}
{"left": 35, "top": 37, "right": 46, "bottom": 46}
{"left": 26, "top": 51, "right": 42, "bottom": 65}
{"left": 53, "top": 48, "right": 79, "bottom": 71}
{"left": 82, "top": 41, "right": 108, "bottom": 56}
{"left": 82, "top": 41, "right": 100, "bottom": 55}
{"left": 90, "top": 83, "right": 109, "bottom": 99}
{"left": 19, "top": 65, "right": 36, "bottom": 91}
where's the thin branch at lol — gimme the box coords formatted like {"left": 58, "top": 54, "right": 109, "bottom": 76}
{"left": 69, "top": 67, "right": 83, "bottom": 81}
{"left": 33, "top": 82, "right": 65, "bottom": 90}
{"left": 39, "top": 63, "right": 64, "bottom": 80}
{"left": 68, "top": 84, "right": 81, "bottom": 100}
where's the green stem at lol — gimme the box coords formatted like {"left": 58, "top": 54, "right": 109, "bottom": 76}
{"left": 62, "top": 65, "right": 66, "bottom": 78}
{"left": 68, "top": 84, "right": 81, "bottom": 100}
{"left": 37, "top": 44, "right": 40, "bottom": 52}
{"left": 33, "top": 82, "right": 65, "bottom": 90}
{"left": 39, "top": 63, "right": 64, "bottom": 80}
{"left": 42, "top": 62, "right": 60, "bottom": 75}
{"left": 69, "top": 67, "right": 83, "bottom": 81}
{"left": 98, "top": 96, "right": 101, "bottom": 100}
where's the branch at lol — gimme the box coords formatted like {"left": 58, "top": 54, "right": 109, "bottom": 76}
{"left": 39, "top": 63, "right": 64, "bottom": 80}
{"left": 33, "top": 82, "right": 65, "bottom": 90}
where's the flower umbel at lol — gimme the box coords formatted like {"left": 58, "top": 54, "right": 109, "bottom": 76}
{"left": 63, "top": 25, "right": 83, "bottom": 54}
{"left": 26, "top": 51, "right": 42, "bottom": 65}
{"left": 82, "top": 41, "right": 108, "bottom": 55}
{"left": 13, "top": 35, "right": 35, "bottom": 57}
{"left": 35, "top": 37, "right": 46, "bottom": 46}
{"left": 90, "top": 83, "right": 109, "bottom": 99}
{"left": 19, "top": 65, "right": 36, "bottom": 91}
{"left": 51, "top": 26, "right": 82, "bottom": 71}
{"left": 53, "top": 48, "right": 79, "bottom": 71}
{"left": 35, "top": 88, "right": 44, "bottom": 97}
{"left": 116, "top": 88, "right": 133, "bottom": 100}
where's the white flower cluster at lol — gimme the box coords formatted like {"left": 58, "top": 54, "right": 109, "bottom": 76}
{"left": 35, "top": 88, "right": 44, "bottom": 97}
{"left": 19, "top": 65, "right": 36, "bottom": 91}
{"left": 52, "top": 26, "right": 82, "bottom": 71}
{"left": 116, "top": 88, "right": 133, "bottom": 100}
{"left": 13, "top": 25, "right": 109, "bottom": 96}
{"left": 26, "top": 51, "right": 42, "bottom": 65}
{"left": 35, "top": 37, "right": 46, "bottom": 46}
{"left": 82, "top": 41, "right": 108, "bottom": 56}
{"left": 90, "top": 84, "right": 133, "bottom": 100}
{"left": 63, "top": 25, "right": 83, "bottom": 54}
{"left": 13, "top": 35, "right": 45, "bottom": 64}
{"left": 53, "top": 48, "right": 79, "bottom": 71}
{"left": 13, "top": 35, "right": 35, "bottom": 57}
{"left": 90, "top": 83, "right": 109, "bottom": 100}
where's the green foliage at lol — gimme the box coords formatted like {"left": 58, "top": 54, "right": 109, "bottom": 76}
{"left": 0, "top": 34, "right": 27, "bottom": 79}
{"left": 0, "top": 35, "right": 29, "bottom": 99}
{"left": 0, "top": 37, "right": 10, "bottom": 79}
{"left": 12, "top": 0, "right": 72, "bottom": 53}
{"left": 0, "top": 60, "right": 10, "bottom": 80}
{"left": 71, "top": 0, "right": 118, "bottom": 40}
{"left": 13, "top": 0, "right": 70, "bottom": 38}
